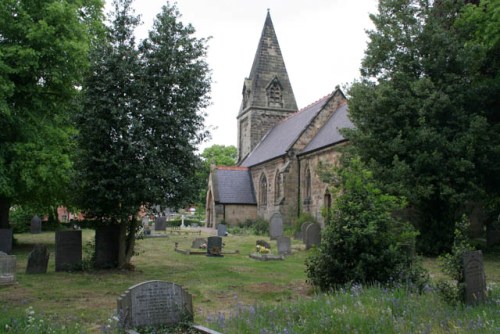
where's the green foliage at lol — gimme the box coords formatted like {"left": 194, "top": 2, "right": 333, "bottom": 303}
{"left": 346, "top": 0, "right": 500, "bottom": 255}
{"left": 0, "top": 0, "right": 104, "bottom": 228}
{"left": 292, "top": 212, "right": 317, "bottom": 234}
{"left": 306, "top": 157, "right": 427, "bottom": 291}
{"left": 437, "top": 214, "right": 475, "bottom": 305}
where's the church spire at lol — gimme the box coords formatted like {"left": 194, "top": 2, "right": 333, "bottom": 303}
{"left": 238, "top": 11, "right": 298, "bottom": 116}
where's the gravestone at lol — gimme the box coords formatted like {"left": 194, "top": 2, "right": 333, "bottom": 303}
{"left": 277, "top": 236, "right": 291, "bottom": 255}
{"left": 463, "top": 250, "right": 487, "bottom": 305}
{"left": 0, "top": 228, "right": 13, "bottom": 254}
{"left": 256, "top": 240, "right": 271, "bottom": 249}
{"left": 217, "top": 224, "right": 227, "bottom": 237}
{"left": 300, "top": 222, "right": 313, "bottom": 243}
{"left": 305, "top": 223, "right": 321, "bottom": 250}
{"left": 155, "top": 216, "right": 167, "bottom": 231}
{"left": 30, "top": 215, "right": 42, "bottom": 234}
{"left": 0, "top": 252, "right": 16, "bottom": 285}
{"left": 117, "top": 280, "right": 193, "bottom": 329}
{"left": 55, "top": 230, "right": 82, "bottom": 271}
{"left": 95, "top": 225, "right": 120, "bottom": 269}
{"left": 206, "top": 236, "right": 223, "bottom": 257}
{"left": 191, "top": 238, "right": 207, "bottom": 249}
{"left": 269, "top": 213, "right": 284, "bottom": 240}
{"left": 26, "top": 244, "right": 49, "bottom": 274}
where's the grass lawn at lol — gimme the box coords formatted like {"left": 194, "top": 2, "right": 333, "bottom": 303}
{"left": 1, "top": 229, "right": 499, "bottom": 333}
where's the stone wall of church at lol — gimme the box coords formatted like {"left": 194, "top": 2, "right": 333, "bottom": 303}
{"left": 248, "top": 156, "right": 299, "bottom": 226}
{"left": 298, "top": 145, "right": 344, "bottom": 226}
{"left": 224, "top": 204, "right": 258, "bottom": 226}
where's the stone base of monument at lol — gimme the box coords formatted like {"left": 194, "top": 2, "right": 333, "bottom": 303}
{"left": 249, "top": 253, "right": 284, "bottom": 261}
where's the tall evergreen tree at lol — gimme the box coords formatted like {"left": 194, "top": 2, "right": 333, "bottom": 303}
{"left": 0, "top": 0, "right": 104, "bottom": 228}
{"left": 346, "top": 0, "right": 499, "bottom": 254}
{"left": 75, "top": 0, "right": 211, "bottom": 267}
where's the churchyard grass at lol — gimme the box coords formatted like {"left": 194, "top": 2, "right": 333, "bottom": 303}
{"left": 0, "top": 229, "right": 499, "bottom": 333}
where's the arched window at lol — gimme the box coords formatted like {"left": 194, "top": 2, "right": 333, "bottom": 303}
{"left": 304, "top": 167, "right": 312, "bottom": 204}
{"left": 274, "top": 170, "right": 282, "bottom": 203}
{"left": 266, "top": 77, "right": 283, "bottom": 107}
{"left": 260, "top": 173, "right": 267, "bottom": 206}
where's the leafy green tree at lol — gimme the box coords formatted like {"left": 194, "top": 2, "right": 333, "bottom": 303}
{"left": 0, "top": 0, "right": 104, "bottom": 229}
{"left": 306, "top": 157, "right": 426, "bottom": 290}
{"left": 194, "top": 145, "right": 237, "bottom": 207}
{"left": 74, "top": 0, "right": 210, "bottom": 268}
{"left": 346, "top": 0, "right": 500, "bottom": 254}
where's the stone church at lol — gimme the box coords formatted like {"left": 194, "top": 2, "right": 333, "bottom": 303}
{"left": 205, "top": 11, "right": 353, "bottom": 228}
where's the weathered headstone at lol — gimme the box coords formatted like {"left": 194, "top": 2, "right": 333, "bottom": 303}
{"left": 276, "top": 236, "right": 291, "bottom": 255}
{"left": 26, "top": 244, "right": 49, "bottom": 274}
{"left": 30, "top": 215, "right": 42, "bottom": 234}
{"left": 0, "top": 228, "right": 13, "bottom": 254}
{"left": 305, "top": 223, "right": 321, "bottom": 250}
{"left": 55, "top": 230, "right": 82, "bottom": 271}
{"left": 117, "top": 280, "right": 193, "bottom": 329}
{"left": 217, "top": 223, "right": 227, "bottom": 237}
{"left": 155, "top": 216, "right": 167, "bottom": 231}
{"left": 269, "top": 213, "right": 284, "bottom": 240}
{"left": 95, "top": 225, "right": 120, "bottom": 269}
{"left": 300, "top": 222, "right": 313, "bottom": 243}
{"left": 0, "top": 252, "right": 16, "bottom": 285}
{"left": 463, "top": 250, "right": 487, "bottom": 305}
{"left": 191, "top": 238, "right": 207, "bottom": 249}
{"left": 206, "top": 236, "right": 223, "bottom": 257}
{"left": 256, "top": 240, "right": 271, "bottom": 249}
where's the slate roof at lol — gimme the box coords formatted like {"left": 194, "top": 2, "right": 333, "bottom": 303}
{"left": 301, "top": 103, "right": 353, "bottom": 154}
{"left": 240, "top": 94, "right": 333, "bottom": 167}
{"left": 213, "top": 167, "right": 256, "bottom": 204}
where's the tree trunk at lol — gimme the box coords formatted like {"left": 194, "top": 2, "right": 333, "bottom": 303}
{"left": 118, "top": 217, "right": 138, "bottom": 269}
{"left": 0, "top": 196, "right": 11, "bottom": 229}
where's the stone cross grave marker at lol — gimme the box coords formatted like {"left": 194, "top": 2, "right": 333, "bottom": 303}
{"left": 155, "top": 216, "right": 167, "bottom": 231}
{"left": 191, "top": 238, "right": 207, "bottom": 249}
{"left": 217, "top": 223, "right": 227, "bottom": 237}
{"left": 269, "top": 213, "right": 284, "bottom": 240}
{"left": 95, "top": 225, "right": 120, "bottom": 269}
{"left": 463, "top": 250, "right": 487, "bottom": 305}
{"left": 117, "top": 280, "right": 193, "bottom": 329}
{"left": 277, "top": 236, "right": 291, "bottom": 255}
{"left": 300, "top": 222, "right": 313, "bottom": 243}
{"left": 0, "top": 251, "right": 16, "bottom": 285}
{"left": 26, "top": 244, "right": 49, "bottom": 274}
{"left": 305, "top": 223, "right": 321, "bottom": 250}
{"left": 55, "top": 230, "right": 82, "bottom": 271}
{"left": 207, "top": 236, "right": 223, "bottom": 257}
{"left": 30, "top": 215, "right": 42, "bottom": 234}
{"left": 0, "top": 228, "right": 13, "bottom": 254}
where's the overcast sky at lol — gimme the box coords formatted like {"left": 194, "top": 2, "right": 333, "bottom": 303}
{"left": 105, "top": 0, "right": 379, "bottom": 151}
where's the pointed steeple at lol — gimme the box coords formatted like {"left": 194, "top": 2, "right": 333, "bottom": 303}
{"left": 238, "top": 11, "right": 298, "bottom": 116}
{"left": 237, "top": 11, "right": 298, "bottom": 163}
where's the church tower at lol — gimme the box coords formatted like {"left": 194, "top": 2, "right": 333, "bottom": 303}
{"left": 237, "top": 11, "right": 298, "bottom": 163}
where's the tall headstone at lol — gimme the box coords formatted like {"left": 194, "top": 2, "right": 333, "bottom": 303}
{"left": 155, "top": 216, "right": 167, "bottom": 231}
{"left": 269, "top": 213, "right": 283, "bottom": 240}
{"left": 117, "top": 280, "right": 193, "bottom": 329}
{"left": 217, "top": 223, "right": 227, "bottom": 237}
{"left": 0, "top": 228, "right": 13, "bottom": 254}
{"left": 95, "top": 225, "right": 120, "bottom": 269}
{"left": 206, "top": 236, "right": 223, "bottom": 257}
{"left": 0, "top": 252, "right": 16, "bottom": 285}
{"left": 305, "top": 223, "right": 321, "bottom": 250}
{"left": 276, "top": 236, "right": 291, "bottom": 255}
{"left": 463, "top": 250, "right": 487, "bottom": 305}
{"left": 26, "top": 244, "right": 49, "bottom": 274}
{"left": 55, "top": 230, "right": 82, "bottom": 271}
{"left": 30, "top": 215, "right": 42, "bottom": 234}
{"left": 300, "top": 222, "right": 313, "bottom": 243}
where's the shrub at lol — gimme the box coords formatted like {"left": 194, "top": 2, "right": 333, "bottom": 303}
{"left": 292, "top": 212, "right": 317, "bottom": 234}
{"left": 252, "top": 218, "right": 269, "bottom": 236}
{"left": 306, "top": 157, "right": 428, "bottom": 291}
{"left": 437, "top": 214, "right": 474, "bottom": 305}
